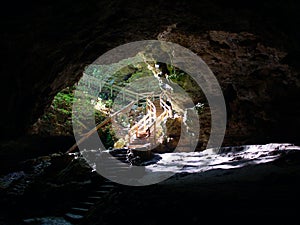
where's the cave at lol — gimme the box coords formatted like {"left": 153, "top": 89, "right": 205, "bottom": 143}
{"left": 1, "top": 0, "right": 300, "bottom": 224}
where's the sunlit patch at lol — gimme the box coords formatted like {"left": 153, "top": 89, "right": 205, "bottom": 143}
{"left": 72, "top": 40, "right": 227, "bottom": 186}
{"left": 146, "top": 143, "right": 299, "bottom": 174}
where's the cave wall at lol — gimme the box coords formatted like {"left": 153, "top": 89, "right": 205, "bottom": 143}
{"left": 1, "top": 0, "right": 300, "bottom": 146}
{"left": 158, "top": 28, "right": 300, "bottom": 147}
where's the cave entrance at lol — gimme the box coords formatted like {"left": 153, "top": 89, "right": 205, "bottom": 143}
{"left": 29, "top": 57, "right": 207, "bottom": 155}
{"left": 70, "top": 58, "right": 204, "bottom": 155}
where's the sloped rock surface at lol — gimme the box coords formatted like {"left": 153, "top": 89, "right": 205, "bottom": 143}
{"left": 84, "top": 143, "right": 300, "bottom": 225}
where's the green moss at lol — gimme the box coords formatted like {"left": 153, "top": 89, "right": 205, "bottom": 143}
{"left": 97, "top": 124, "right": 116, "bottom": 149}
{"left": 31, "top": 86, "right": 108, "bottom": 136}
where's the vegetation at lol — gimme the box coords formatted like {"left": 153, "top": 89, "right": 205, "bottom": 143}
{"left": 30, "top": 56, "right": 205, "bottom": 149}
{"left": 164, "top": 63, "right": 207, "bottom": 113}
{"left": 30, "top": 86, "right": 116, "bottom": 149}
{"left": 29, "top": 87, "right": 75, "bottom": 136}
{"left": 194, "top": 102, "right": 205, "bottom": 114}
{"left": 97, "top": 124, "right": 116, "bottom": 149}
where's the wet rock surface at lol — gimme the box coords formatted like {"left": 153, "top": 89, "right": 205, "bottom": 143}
{"left": 1, "top": 143, "right": 300, "bottom": 224}
{"left": 84, "top": 143, "right": 300, "bottom": 225}
{"left": 0, "top": 150, "right": 103, "bottom": 225}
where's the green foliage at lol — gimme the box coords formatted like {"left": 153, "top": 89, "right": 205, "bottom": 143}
{"left": 168, "top": 72, "right": 185, "bottom": 82}
{"left": 125, "top": 65, "right": 152, "bottom": 83}
{"left": 97, "top": 125, "right": 116, "bottom": 149}
{"left": 94, "top": 110, "right": 106, "bottom": 125}
{"left": 105, "top": 99, "right": 114, "bottom": 108}
{"left": 52, "top": 90, "right": 74, "bottom": 116}
{"left": 167, "top": 64, "right": 176, "bottom": 75}
{"left": 126, "top": 71, "right": 144, "bottom": 82}
{"left": 33, "top": 86, "right": 109, "bottom": 137}
{"left": 36, "top": 87, "right": 75, "bottom": 135}
{"left": 166, "top": 64, "right": 186, "bottom": 83}
{"left": 194, "top": 102, "right": 205, "bottom": 114}
{"left": 84, "top": 54, "right": 145, "bottom": 83}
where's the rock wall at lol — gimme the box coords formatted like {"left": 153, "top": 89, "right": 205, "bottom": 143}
{"left": 1, "top": 0, "right": 300, "bottom": 147}
{"left": 158, "top": 28, "right": 300, "bottom": 147}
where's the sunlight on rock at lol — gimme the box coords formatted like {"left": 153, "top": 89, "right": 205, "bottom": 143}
{"left": 146, "top": 143, "right": 300, "bottom": 174}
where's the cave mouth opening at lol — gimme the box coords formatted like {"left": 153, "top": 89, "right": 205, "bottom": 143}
{"left": 1, "top": 1, "right": 300, "bottom": 223}
{"left": 27, "top": 58, "right": 210, "bottom": 159}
